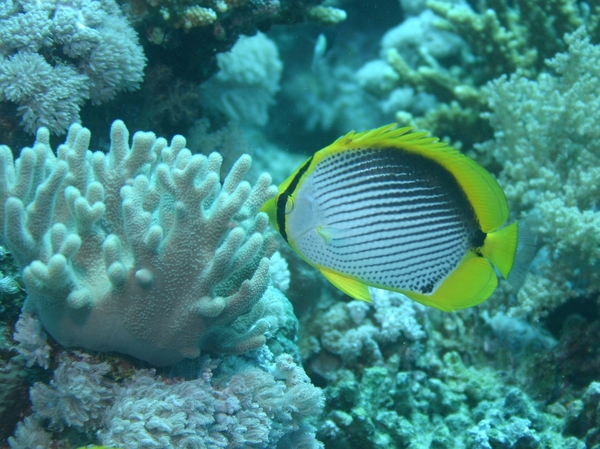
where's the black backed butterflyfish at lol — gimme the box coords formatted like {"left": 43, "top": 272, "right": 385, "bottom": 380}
{"left": 261, "top": 124, "right": 536, "bottom": 311}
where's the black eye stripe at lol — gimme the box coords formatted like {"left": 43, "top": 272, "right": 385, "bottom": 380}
{"left": 276, "top": 192, "right": 289, "bottom": 242}
{"left": 276, "top": 156, "right": 314, "bottom": 243}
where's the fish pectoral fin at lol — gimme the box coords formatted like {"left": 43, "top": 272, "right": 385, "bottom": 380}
{"left": 316, "top": 225, "right": 333, "bottom": 244}
{"left": 320, "top": 268, "right": 371, "bottom": 301}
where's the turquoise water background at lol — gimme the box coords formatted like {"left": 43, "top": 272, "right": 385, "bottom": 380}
{"left": 0, "top": 0, "right": 598, "bottom": 447}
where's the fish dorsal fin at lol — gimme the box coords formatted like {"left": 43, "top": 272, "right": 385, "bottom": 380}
{"left": 317, "top": 124, "right": 508, "bottom": 233}
{"left": 319, "top": 268, "right": 371, "bottom": 302}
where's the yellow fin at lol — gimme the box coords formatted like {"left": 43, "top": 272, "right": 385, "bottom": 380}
{"left": 320, "top": 268, "right": 371, "bottom": 301}
{"left": 481, "top": 222, "right": 518, "bottom": 279}
{"left": 403, "top": 252, "right": 498, "bottom": 311}
{"left": 260, "top": 196, "right": 278, "bottom": 229}
{"left": 316, "top": 124, "right": 441, "bottom": 159}
{"left": 447, "top": 157, "right": 509, "bottom": 233}
{"left": 482, "top": 217, "right": 538, "bottom": 288}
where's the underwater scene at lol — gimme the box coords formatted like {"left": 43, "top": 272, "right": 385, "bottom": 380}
{"left": 0, "top": 0, "right": 599, "bottom": 447}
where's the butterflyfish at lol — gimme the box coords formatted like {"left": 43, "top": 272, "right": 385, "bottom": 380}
{"left": 261, "top": 124, "right": 536, "bottom": 311}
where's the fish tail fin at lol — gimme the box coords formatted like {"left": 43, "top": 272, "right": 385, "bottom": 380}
{"left": 506, "top": 217, "right": 538, "bottom": 288}
{"left": 481, "top": 217, "right": 537, "bottom": 289}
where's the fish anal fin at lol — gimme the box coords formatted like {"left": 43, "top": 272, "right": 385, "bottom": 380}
{"left": 320, "top": 268, "right": 371, "bottom": 302}
{"left": 404, "top": 253, "right": 497, "bottom": 312}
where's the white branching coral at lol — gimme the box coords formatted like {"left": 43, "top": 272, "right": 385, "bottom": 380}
{"left": 0, "top": 120, "right": 279, "bottom": 365}
{"left": 0, "top": 0, "right": 146, "bottom": 134}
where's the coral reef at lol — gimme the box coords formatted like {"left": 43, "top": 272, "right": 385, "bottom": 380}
{"left": 201, "top": 32, "right": 283, "bottom": 127}
{"left": 101, "top": 353, "right": 323, "bottom": 448}
{"left": 129, "top": 0, "right": 341, "bottom": 39}
{"left": 0, "top": 0, "right": 146, "bottom": 135}
{"left": 0, "top": 0, "right": 343, "bottom": 143}
{"left": 123, "top": 0, "right": 337, "bottom": 91}
{"left": 31, "top": 354, "right": 113, "bottom": 431}
{"left": 9, "top": 348, "right": 325, "bottom": 448}
{"left": 0, "top": 244, "right": 30, "bottom": 440}
{"left": 0, "top": 120, "right": 279, "bottom": 366}
{"left": 306, "top": 288, "right": 588, "bottom": 449}
{"left": 427, "top": 0, "right": 585, "bottom": 77}
{"left": 307, "top": 290, "right": 427, "bottom": 376}
{"left": 135, "top": 63, "right": 203, "bottom": 136}
{"left": 1, "top": 0, "right": 600, "bottom": 447}
{"left": 8, "top": 416, "right": 52, "bottom": 449}
{"left": 349, "top": 0, "right": 492, "bottom": 147}
{"left": 318, "top": 358, "right": 583, "bottom": 449}
{"left": 316, "top": 0, "right": 599, "bottom": 151}
{"left": 0, "top": 356, "right": 33, "bottom": 441}
{"left": 476, "top": 27, "right": 600, "bottom": 320}
{"left": 277, "top": 45, "right": 384, "bottom": 146}
{"left": 12, "top": 313, "right": 51, "bottom": 369}
{"left": 131, "top": 0, "right": 320, "bottom": 37}
{"left": 564, "top": 381, "right": 600, "bottom": 447}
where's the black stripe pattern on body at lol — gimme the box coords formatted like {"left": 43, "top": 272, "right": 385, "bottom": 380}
{"left": 291, "top": 147, "right": 484, "bottom": 295}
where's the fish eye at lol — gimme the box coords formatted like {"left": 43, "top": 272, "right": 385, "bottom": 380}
{"left": 285, "top": 196, "right": 295, "bottom": 214}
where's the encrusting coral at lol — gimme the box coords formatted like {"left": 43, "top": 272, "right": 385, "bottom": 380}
{"left": 0, "top": 120, "right": 280, "bottom": 366}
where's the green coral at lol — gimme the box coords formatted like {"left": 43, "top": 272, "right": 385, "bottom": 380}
{"left": 427, "top": 0, "right": 585, "bottom": 78}
{"left": 307, "top": 289, "right": 586, "bottom": 448}
{"left": 318, "top": 347, "right": 582, "bottom": 448}
{"left": 379, "top": 0, "right": 597, "bottom": 151}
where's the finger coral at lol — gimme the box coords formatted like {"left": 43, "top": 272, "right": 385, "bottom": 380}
{"left": 0, "top": 120, "right": 279, "bottom": 366}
